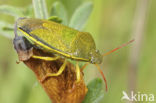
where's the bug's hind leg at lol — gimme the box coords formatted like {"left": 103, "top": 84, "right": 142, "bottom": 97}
{"left": 32, "top": 55, "right": 59, "bottom": 61}
{"left": 80, "top": 63, "right": 89, "bottom": 71}
{"left": 75, "top": 62, "right": 81, "bottom": 83}
{"left": 41, "top": 59, "right": 67, "bottom": 82}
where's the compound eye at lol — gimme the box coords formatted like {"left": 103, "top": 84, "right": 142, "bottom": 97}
{"left": 96, "top": 50, "right": 99, "bottom": 53}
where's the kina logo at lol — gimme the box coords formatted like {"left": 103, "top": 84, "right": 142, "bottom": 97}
{"left": 121, "top": 91, "right": 154, "bottom": 102}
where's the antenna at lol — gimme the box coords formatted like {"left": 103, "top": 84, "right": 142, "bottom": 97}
{"left": 95, "top": 64, "right": 108, "bottom": 91}
{"left": 103, "top": 39, "right": 135, "bottom": 57}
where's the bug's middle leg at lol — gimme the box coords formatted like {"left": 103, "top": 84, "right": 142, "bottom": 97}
{"left": 75, "top": 62, "right": 81, "bottom": 83}
{"left": 41, "top": 59, "right": 67, "bottom": 82}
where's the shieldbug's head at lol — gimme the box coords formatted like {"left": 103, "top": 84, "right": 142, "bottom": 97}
{"left": 13, "top": 36, "right": 33, "bottom": 61}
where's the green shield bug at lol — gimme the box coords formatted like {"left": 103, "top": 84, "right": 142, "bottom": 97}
{"left": 13, "top": 18, "right": 134, "bottom": 91}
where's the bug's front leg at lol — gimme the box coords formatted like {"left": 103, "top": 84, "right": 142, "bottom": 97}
{"left": 31, "top": 55, "right": 60, "bottom": 61}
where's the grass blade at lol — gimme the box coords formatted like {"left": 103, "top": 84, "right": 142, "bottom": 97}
{"left": 0, "top": 21, "right": 14, "bottom": 39}
{"left": 0, "top": 5, "right": 24, "bottom": 18}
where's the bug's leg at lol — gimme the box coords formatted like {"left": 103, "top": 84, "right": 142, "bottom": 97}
{"left": 41, "top": 60, "right": 67, "bottom": 82}
{"left": 32, "top": 55, "right": 60, "bottom": 61}
{"left": 80, "top": 63, "right": 89, "bottom": 71}
{"left": 75, "top": 62, "right": 81, "bottom": 83}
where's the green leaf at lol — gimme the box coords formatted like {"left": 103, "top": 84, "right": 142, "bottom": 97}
{"left": 32, "top": 0, "right": 49, "bottom": 19}
{"left": 48, "top": 16, "right": 62, "bottom": 23}
{"left": 23, "top": 5, "right": 34, "bottom": 17}
{"left": 83, "top": 78, "right": 104, "bottom": 103}
{"left": 0, "top": 21, "right": 14, "bottom": 39}
{"left": 50, "top": 1, "right": 68, "bottom": 25}
{"left": 61, "top": 0, "right": 82, "bottom": 18}
{"left": 0, "top": 5, "right": 24, "bottom": 18}
{"left": 69, "top": 2, "right": 93, "bottom": 30}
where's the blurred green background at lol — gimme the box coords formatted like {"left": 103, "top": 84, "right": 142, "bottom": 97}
{"left": 0, "top": 0, "right": 156, "bottom": 103}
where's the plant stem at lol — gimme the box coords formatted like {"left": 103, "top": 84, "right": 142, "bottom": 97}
{"left": 128, "top": 0, "right": 149, "bottom": 100}
{"left": 23, "top": 48, "right": 88, "bottom": 103}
